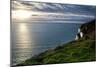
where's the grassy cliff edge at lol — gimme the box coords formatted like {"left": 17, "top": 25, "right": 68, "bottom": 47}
{"left": 16, "top": 20, "right": 96, "bottom": 66}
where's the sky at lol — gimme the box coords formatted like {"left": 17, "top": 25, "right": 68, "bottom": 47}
{"left": 12, "top": 0, "right": 96, "bottom": 23}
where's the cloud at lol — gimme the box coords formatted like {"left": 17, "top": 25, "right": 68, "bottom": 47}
{"left": 12, "top": 1, "right": 33, "bottom": 10}
{"left": 12, "top": 1, "right": 96, "bottom": 23}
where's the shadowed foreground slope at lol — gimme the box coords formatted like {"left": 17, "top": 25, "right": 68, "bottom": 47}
{"left": 17, "top": 20, "right": 96, "bottom": 66}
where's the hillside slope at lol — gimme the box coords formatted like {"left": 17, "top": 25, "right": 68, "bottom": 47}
{"left": 17, "top": 20, "right": 96, "bottom": 66}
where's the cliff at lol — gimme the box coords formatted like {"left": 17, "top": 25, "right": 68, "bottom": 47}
{"left": 16, "top": 20, "right": 96, "bottom": 66}
{"left": 75, "top": 20, "right": 95, "bottom": 40}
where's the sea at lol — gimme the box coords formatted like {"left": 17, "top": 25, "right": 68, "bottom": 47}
{"left": 11, "top": 21, "right": 81, "bottom": 65}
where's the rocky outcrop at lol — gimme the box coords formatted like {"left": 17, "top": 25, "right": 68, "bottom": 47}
{"left": 75, "top": 19, "right": 96, "bottom": 40}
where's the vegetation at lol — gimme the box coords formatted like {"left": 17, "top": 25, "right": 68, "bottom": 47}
{"left": 16, "top": 20, "right": 96, "bottom": 66}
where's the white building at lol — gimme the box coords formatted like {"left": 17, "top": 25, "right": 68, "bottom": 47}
{"left": 75, "top": 28, "right": 84, "bottom": 40}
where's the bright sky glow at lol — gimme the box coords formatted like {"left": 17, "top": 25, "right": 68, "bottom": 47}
{"left": 12, "top": 10, "right": 33, "bottom": 19}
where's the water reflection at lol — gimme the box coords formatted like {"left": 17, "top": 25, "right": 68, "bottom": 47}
{"left": 12, "top": 22, "right": 81, "bottom": 65}
{"left": 15, "top": 23, "right": 34, "bottom": 64}
{"left": 17, "top": 23, "right": 31, "bottom": 47}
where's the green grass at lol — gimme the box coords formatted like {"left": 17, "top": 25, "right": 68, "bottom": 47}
{"left": 17, "top": 38, "right": 96, "bottom": 66}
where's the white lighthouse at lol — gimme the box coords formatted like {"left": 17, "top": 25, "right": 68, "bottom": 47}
{"left": 75, "top": 28, "right": 84, "bottom": 40}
